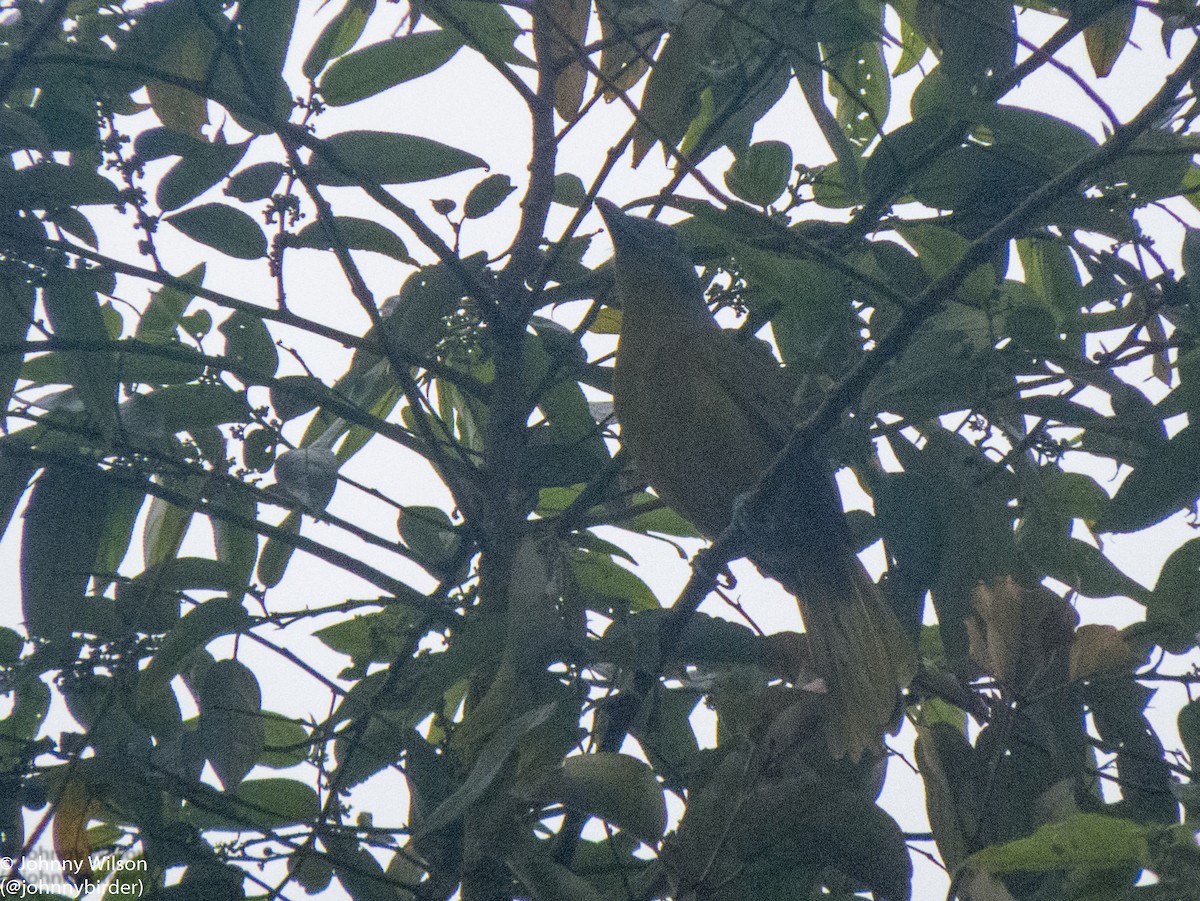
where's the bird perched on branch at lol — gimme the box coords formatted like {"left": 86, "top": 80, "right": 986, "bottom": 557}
{"left": 596, "top": 198, "right": 915, "bottom": 759}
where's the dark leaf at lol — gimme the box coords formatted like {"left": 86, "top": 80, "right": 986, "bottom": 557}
{"left": 463, "top": 173, "right": 516, "bottom": 218}
{"left": 225, "top": 162, "right": 286, "bottom": 202}
{"left": 311, "top": 131, "right": 487, "bottom": 186}
{"left": 320, "top": 30, "right": 462, "bottom": 106}
{"left": 165, "top": 204, "right": 268, "bottom": 260}
{"left": 303, "top": 0, "right": 376, "bottom": 78}
{"left": 21, "top": 465, "right": 110, "bottom": 644}
{"left": 286, "top": 216, "right": 415, "bottom": 262}
{"left": 199, "top": 659, "right": 264, "bottom": 790}
{"left": 274, "top": 446, "right": 339, "bottom": 512}
{"left": 724, "top": 141, "right": 793, "bottom": 207}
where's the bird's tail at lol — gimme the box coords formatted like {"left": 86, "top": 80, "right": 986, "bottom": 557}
{"left": 791, "top": 549, "right": 916, "bottom": 760}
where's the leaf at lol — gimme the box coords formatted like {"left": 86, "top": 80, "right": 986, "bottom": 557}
{"left": 540, "top": 753, "right": 667, "bottom": 844}
{"left": 419, "top": 701, "right": 559, "bottom": 835}
{"left": 117, "top": 557, "right": 236, "bottom": 633}
{"left": 918, "top": 0, "right": 1015, "bottom": 87}
{"left": 42, "top": 274, "right": 118, "bottom": 423}
{"left": 311, "top": 130, "right": 488, "bottom": 186}
{"left": 0, "top": 161, "right": 120, "bottom": 209}
{"left": 319, "top": 30, "right": 462, "bottom": 105}
{"left": 333, "top": 709, "right": 408, "bottom": 788}
{"left": 567, "top": 548, "right": 660, "bottom": 613}
{"left": 1084, "top": 0, "right": 1135, "bottom": 78}
{"left": 916, "top": 723, "right": 979, "bottom": 869}
{"left": 257, "top": 511, "right": 300, "bottom": 588}
{"left": 508, "top": 845, "right": 609, "bottom": 901}
{"left": 286, "top": 216, "right": 415, "bottom": 262}
{"left": 1178, "top": 697, "right": 1200, "bottom": 764}
{"left": 185, "top": 778, "right": 320, "bottom": 830}
{"left": 1101, "top": 426, "right": 1200, "bottom": 533}
{"left": 165, "top": 203, "right": 267, "bottom": 260}
{"left": 199, "top": 659, "right": 264, "bottom": 790}
{"left": 53, "top": 778, "right": 99, "bottom": 883}
{"left": 133, "top": 384, "right": 252, "bottom": 434}
{"left": 632, "top": 27, "right": 704, "bottom": 166}
{"left": 137, "top": 597, "right": 251, "bottom": 701}
{"left": 304, "top": 0, "right": 376, "bottom": 78}
{"left": 724, "top": 141, "right": 793, "bottom": 207}
{"left": 1069, "top": 624, "right": 1132, "bottom": 682}
{"left": 157, "top": 139, "right": 249, "bottom": 211}
{"left": 260, "top": 712, "right": 311, "bottom": 768}
{"left": 830, "top": 42, "right": 890, "bottom": 148}
{"left": 553, "top": 173, "right": 587, "bottom": 207}
{"left": 417, "top": 0, "right": 533, "bottom": 67}
{"left": 21, "top": 465, "right": 110, "bottom": 644}
{"left": 220, "top": 309, "right": 279, "bottom": 376}
{"left": 968, "top": 813, "right": 1149, "bottom": 873}
{"left": 274, "top": 446, "right": 339, "bottom": 512}
{"left": 1145, "top": 538, "right": 1200, "bottom": 653}
{"left": 463, "top": 173, "right": 516, "bottom": 219}
{"left": 0, "top": 277, "right": 35, "bottom": 416}
{"left": 225, "top": 161, "right": 286, "bottom": 202}
{"left": 542, "top": 0, "right": 591, "bottom": 120}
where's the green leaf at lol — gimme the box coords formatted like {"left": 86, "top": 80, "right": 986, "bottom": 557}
{"left": 1145, "top": 538, "right": 1200, "bottom": 653}
{"left": 1179, "top": 698, "right": 1200, "bottom": 764}
{"left": 21, "top": 465, "right": 110, "bottom": 644}
{"left": 270, "top": 375, "right": 325, "bottom": 421}
{"left": 724, "top": 141, "right": 792, "bottom": 207}
{"left": 260, "top": 712, "right": 311, "bottom": 768}
{"left": 199, "top": 658, "right": 264, "bottom": 790}
{"left": 220, "top": 310, "right": 279, "bottom": 376}
{"left": 553, "top": 173, "right": 588, "bottom": 207}
{"left": 133, "top": 384, "right": 252, "bottom": 433}
{"left": 304, "top": 0, "right": 376, "bottom": 78}
{"left": 137, "top": 264, "right": 205, "bottom": 340}
{"left": 1084, "top": 0, "right": 1135, "bottom": 78}
{"left": 0, "top": 676, "right": 50, "bottom": 769}
{"left": 311, "top": 130, "right": 488, "bottom": 186}
{"left": 185, "top": 778, "right": 320, "bottom": 830}
{"left": 117, "top": 557, "right": 238, "bottom": 633}
{"left": 286, "top": 216, "right": 415, "bottom": 262}
{"left": 257, "top": 511, "right": 300, "bottom": 588}
{"left": 463, "top": 173, "right": 516, "bottom": 219}
{"left": 969, "top": 813, "right": 1149, "bottom": 873}
{"left": 0, "top": 277, "right": 35, "bottom": 416}
{"left": 320, "top": 30, "right": 462, "bottom": 106}
{"left": 417, "top": 0, "right": 532, "bottom": 67}
{"left": 165, "top": 203, "right": 268, "bottom": 260}
{"left": 157, "top": 139, "right": 249, "bottom": 211}
{"left": 225, "top": 162, "right": 286, "bottom": 202}
{"left": 0, "top": 162, "right": 119, "bottom": 209}
{"left": 1101, "top": 426, "right": 1200, "bottom": 534}
{"left": 137, "top": 597, "right": 251, "bottom": 701}
{"left": 543, "top": 753, "right": 667, "bottom": 844}
{"left": 334, "top": 710, "right": 408, "bottom": 788}
{"left": 567, "top": 548, "right": 660, "bottom": 613}
{"left": 419, "top": 701, "right": 559, "bottom": 835}
{"left": 830, "top": 42, "right": 890, "bottom": 148}
{"left": 273, "top": 446, "right": 339, "bottom": 512}
{"left": 42, "top": 274, "right": 118, "bottom": 423}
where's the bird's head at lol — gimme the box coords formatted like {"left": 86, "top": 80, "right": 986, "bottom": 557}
{"left": 595, "top": 199, "right": 706, "bottom": 317}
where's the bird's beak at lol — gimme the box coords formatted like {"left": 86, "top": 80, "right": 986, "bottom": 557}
{"left": 596, "top": 198, "right": 635, "bottom": 253}
{"left": 595, "top": 198, "right": 622, "bottom": 229}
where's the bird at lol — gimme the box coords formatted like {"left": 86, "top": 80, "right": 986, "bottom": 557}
{"left": 596, "top": 198, "right": 915, "bottom": 759}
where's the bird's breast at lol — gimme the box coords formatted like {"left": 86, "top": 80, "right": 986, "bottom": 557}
{"left": 613, "top": 326, "right": 777, "bottom": 538}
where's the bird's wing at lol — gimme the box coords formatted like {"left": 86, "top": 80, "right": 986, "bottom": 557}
{"left": 685, "top": 326, "right": 798, "bottom": 449}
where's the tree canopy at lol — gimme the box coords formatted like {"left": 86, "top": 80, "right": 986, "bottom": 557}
{"left": 3, "top": 0, "right": 1200, "bottom": 899}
